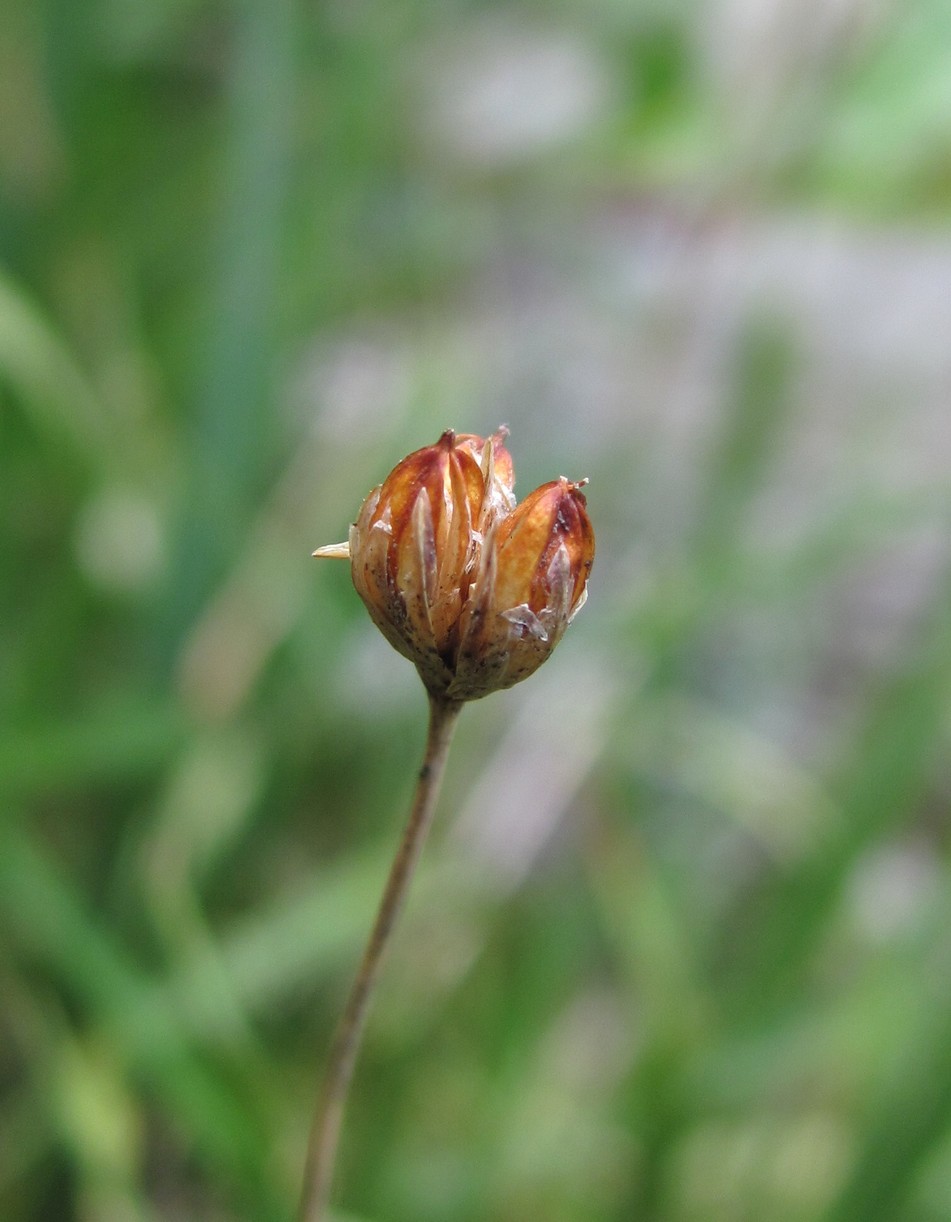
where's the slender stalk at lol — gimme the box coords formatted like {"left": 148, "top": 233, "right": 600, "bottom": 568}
{"left": 297, "top": 693, "right": 463, "bottom": 1222}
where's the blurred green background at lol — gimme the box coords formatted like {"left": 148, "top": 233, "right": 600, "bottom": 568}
{"left": 4, "top": 0, "right": 951, "bottom": 1219}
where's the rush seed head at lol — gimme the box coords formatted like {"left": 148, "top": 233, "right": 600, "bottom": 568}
{"left": 314, "top": 429, "right": 594, "bottom": 701}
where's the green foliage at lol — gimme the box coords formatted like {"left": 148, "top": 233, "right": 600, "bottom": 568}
{"left": 4, "top": 1, "right": 951, "bottom": 1218}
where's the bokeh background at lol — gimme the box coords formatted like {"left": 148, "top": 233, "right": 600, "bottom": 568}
{"left": 4, "top": 0, "right": 951, "bottom": 1219}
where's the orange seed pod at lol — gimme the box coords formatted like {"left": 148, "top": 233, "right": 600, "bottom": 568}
{"left": 315, "top": 431, "right": 593, "bottom": 701}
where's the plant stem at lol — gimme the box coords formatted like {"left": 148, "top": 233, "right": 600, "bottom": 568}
{"left": 297, "top": 693, "right": 463, "bottom": 1222}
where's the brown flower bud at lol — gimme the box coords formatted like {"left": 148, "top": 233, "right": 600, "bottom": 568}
{"left": 314, "top": 432, "right": 594, "bottom": 701}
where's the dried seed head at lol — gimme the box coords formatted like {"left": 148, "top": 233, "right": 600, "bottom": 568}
{"left": 314, "top": 431, "right": 593, "bottom": 701}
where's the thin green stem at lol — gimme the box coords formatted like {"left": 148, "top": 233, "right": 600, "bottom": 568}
{"left": 297, "top": 693, "right": 463, "bottom": 1222}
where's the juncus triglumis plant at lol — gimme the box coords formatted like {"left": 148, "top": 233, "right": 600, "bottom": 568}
{"left": 301, "top": 429, "right": 594, "bottom": 1220}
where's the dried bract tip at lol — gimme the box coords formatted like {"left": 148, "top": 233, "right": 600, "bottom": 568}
{"left": 312, "top": 542, "right": 351, "bottom": 559}
{"left": 315, "top": 431, "right": 594, "bottom": 701}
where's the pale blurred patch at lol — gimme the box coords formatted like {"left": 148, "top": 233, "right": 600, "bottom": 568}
{"left": 74, "top": 488, "right": 166, "bottom": 595}
{"left": 672, "top": 1111, "right": 853, "bottom": 1221}
{"left": 416, "top": 19, "right": 614, "bottom": 166}
{"left": 450, "top": 651, "right": 623, "bottom": 890}
{"left": 846, "top": 840, "right": 943, "bottom": 943}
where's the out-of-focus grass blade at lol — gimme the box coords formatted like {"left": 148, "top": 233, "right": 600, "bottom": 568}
{"left": 725, "top": 581, "right": 951, "bottom": 1018}
{"left": 0, "top": 271, "right": 112, "bottom": 464}
{"left": 0, "top": 820, "right": 285, "bottom": 1218}
{"left": 0, "top": 699, "right": 184, "bottom": 796}
{"left": 638, "top": 321, "right": 796, "bottom": 680}
{"left": 164, "top": 0, "right": 298, "bottom": 641}
{"left": 689, "top": 323, "right": 795, "bottom": 577}
{"left": 822, "top": 944, "right": 951, "bottom": 1222}
{"left": 588, "top": 821, "right": 711, "bottom": 1219}
{"left": 168, "top": 847, "right": 390, "bottom": 1029}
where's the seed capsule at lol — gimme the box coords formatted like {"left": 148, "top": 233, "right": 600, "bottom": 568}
{"left": 449, "top": 478, "right": 594, "bottom": 700}
{"left": 314, "top": 432, "right": 593, "bottom": 701}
